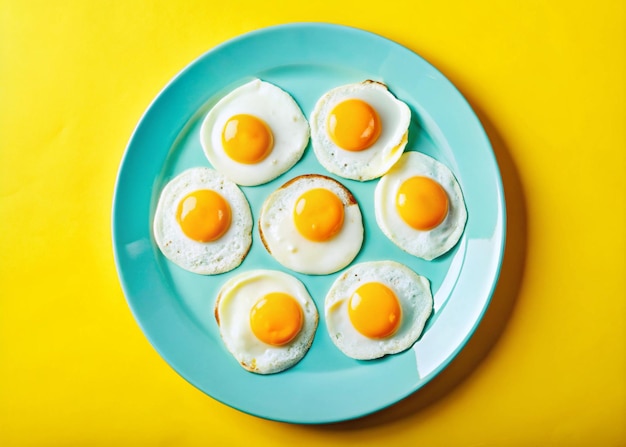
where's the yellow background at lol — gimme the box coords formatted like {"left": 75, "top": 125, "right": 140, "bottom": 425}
{"left": 1, "top": 1, "right": 624, "bottom": 446}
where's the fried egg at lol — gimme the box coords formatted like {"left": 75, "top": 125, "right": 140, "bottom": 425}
{"left": 309, "top": 80, "right": 411, "bottom": 181}
{"left": 152, "top": 167, "right": 252, "bottom": 275}
{"left": 375, "top": 151, "right": 467, "bottom": 260}
{"left": 325, "top": 260, "right": 433, "bottom": 360}
{"left": 215, "top": 269, "right": 318, "bottom": 374}
{"left": 200, "top": 79, "right": 310, "bottom": 186}
{"left": 259, "top": 174, "right": 364, "bottom": 275}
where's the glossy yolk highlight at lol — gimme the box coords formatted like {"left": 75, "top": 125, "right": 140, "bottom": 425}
{"left": 396, "top": 176, "right": 449, "bottom": 231}
{"left": 348, "top": 282, "right": 401, "bottom": 339}
{"left": 222, "top": 114, "right": 274, "bottom": 164}
{"left": 250, "top": 292, "right": 303, "bottom": 346}
{"left": 327, "top": 99, "right": 381, "bottom": 151}
{"left": 176, "top": 189, "right": 231, "bottom": 242}
{"left": 293, "top": 188, "right": 344, "bottom": 242}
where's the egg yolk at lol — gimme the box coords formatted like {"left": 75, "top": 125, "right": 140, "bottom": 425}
{"left": 222, "top": 114, "right": 274, "bottom": 164}
{"left": 348, "top": 282, "right": 402, "bottom": 339}
{"left": 250, "top": 292, "right": 303, "bottom": 346}
{"left": 396, "top": 176, "right": 449, "bottom": 231}
{"left": 176, "top": 189, "right": 231, "bottom": 242}
{"left": 327, "top": 99, "right": 381, "bottom": 151}
{"left": 293, "top": 188, "right": 344, "bottom": 242}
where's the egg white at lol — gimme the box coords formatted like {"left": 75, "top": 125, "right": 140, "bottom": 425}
{"left": 375, "top": 151, "right": 468, "bottom": 260}
{"left": 152, "top": 167, "right": 252, "bottom": 275}
{"left": 200, "top": 79, "right": 310, "bottom": 186}
{"left": 259, "top": 174, "right": 364, "bottom": 275}
{"left": 215, "top": 269, "right": 319, "bottom": 374}
{"left": 325, "top": 260, "right": 433, "bottom": 360}
{"left": 310, "top": 80, "right": 411, "bottom": 181}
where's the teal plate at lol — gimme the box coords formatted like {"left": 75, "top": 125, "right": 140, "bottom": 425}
{"left": 112, "top": 23, "right": 506, "bottom": 424}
